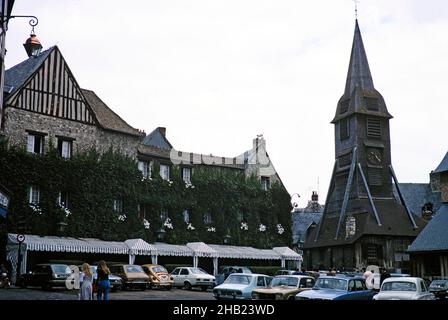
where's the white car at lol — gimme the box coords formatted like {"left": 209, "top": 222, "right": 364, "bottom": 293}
{"left": 373, "top": 277, "right": 435, "bottom": 300}
{"left": 170, "top": 267, "right": 215, "bottom": 291}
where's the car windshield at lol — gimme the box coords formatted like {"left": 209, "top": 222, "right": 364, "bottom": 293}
{"left": 126, "top": 265, "right": 144, "bottom": 273}
{"left": 52, "top": 265, "right": 71, "bottom": 274}
{"left": 382, "top": 281, "right": 416, "bottom": 292}
{"left": 315, "top": 278, "right": 347, "bottom": 290}
{"left": 153, "top": 266, "right": 167, "bottom": 273}
{"left": 190, "top": 268, "right": 208, "bottom": 275}
{"left": 225, "top": 274, "right": 252, "bottom": 285}
{"left": 430, "top": 280, "right": 447, "bottom": 287}
{"left": 271, "top": 277, "right": 298, "bottom": 287}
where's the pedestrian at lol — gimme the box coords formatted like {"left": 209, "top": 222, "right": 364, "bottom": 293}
{"left": 380, "top": 268, "right": 391, "bottom": 286}
{"left": 96, "top": 260, "right": 111, "bottom": 301}
{"left": 80, "top": 263, "right": 93, "bottom": 300}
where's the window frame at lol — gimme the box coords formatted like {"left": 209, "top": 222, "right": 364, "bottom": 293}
{"left": 28, "top": 186, "right": 40, "bottom": 204}
{"left": 26, "top": 131, "right": 46, "bottom": 155}
{"left": 159, "top": 163, "right": 170, "bottom": 181}
{"left": 182, "top": 167, "right": 192, "bottom": 184}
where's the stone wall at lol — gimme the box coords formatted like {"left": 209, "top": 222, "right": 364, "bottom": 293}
{"left": 3, "top": 107, "right": 140, "bottom": 158}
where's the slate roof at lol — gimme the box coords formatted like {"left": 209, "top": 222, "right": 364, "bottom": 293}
{"left": 81, "top": 89, "right": 143, "bottom": 137}
{"left": 292, "top": 211, "right": 323, "bottom": 244}
{"left": 304, "top": 199, "right": 426, "bottom": 249}
{"left": 4, "top": 47, "right": 54, "bottom": 96}
{"left": 332, "top": 20, "right": 392, "bottom": 123}
{"left": 434, "top": 152, "right": 448, "bottom": 174}
{"left": 397, "top": 183, "right": 442, "bottom": 217}
{"left": 408, "top": 204, "right": 448, "bottom": 252}
{"left": 142, "top": 128, "right": 173, "bottom": 150}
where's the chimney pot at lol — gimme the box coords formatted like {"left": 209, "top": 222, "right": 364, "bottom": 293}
{"left": 158, "top": 127, "right": 166, "bottom": 137}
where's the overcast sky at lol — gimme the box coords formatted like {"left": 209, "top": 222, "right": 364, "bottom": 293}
{"left": 5, "top": 1, "right": 448, "bottom": 206}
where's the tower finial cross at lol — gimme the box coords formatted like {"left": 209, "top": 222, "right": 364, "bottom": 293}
{"left": 353, "top": 0, "right": 360, "bottom": 19}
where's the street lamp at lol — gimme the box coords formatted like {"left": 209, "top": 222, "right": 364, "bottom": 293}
{"left": 290, "top": 193, "right": 300, "bottom": 212}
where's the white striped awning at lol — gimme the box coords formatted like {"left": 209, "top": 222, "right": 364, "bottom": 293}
{"left": 125, "top": 239, "right": 156, "bottom": 255}
{"left": 186, "top": 242, "right": 218, "bottom": 257}
{"left": 153, "top": 242, "right": 193, "bottom": 257}
{"left": 272, "top": 247, "right": 302, "bottom": 260}
{"left": 208, "top": 244, "right": 281, "bottom": 260}
{"left": 8, "top": 234, "right": 128, "bottom": 254}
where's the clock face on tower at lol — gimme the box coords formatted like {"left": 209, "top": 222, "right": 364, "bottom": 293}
{"left": 367, "top": 149, "right": 382, "bottom": 166}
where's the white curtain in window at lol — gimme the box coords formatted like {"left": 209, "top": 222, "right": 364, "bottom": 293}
{"left": 27, "top": 135, "right": 35, "bottom": 153}
{"left": 29, "top": 186, "right": 40, "bottom": 204}
{"left": 160, "top": 164, "right": 170, "bottom": 180}
{"left": 61, "top": 141, "right": 71, "bottom": 158}
{"left": 183, "top": 168, "right": 191, "bottom": 183}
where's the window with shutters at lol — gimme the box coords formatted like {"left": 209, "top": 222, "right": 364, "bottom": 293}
{"left": 367, "top": 118, "right": 381, "bottom": 138}
{"left": 367, "top": 244, "right": 377, "bottom": 260}
{"left": 340, "top": 118, "right": 349, "bottom": 140}
{"left": 27, "top": 133, "right": 44, "bottom": 154}
{"left": 340, "top": 99, "right": 350, "bottom": 114}
{"left": 365, "top": 97, "right": 379, "bottom": 111}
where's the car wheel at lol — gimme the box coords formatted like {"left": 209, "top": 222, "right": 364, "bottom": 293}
{"left": 166, "top": 286, "right": 172, "bottom": 291}
{"left": 288, "top": 296, "right": 295, "bottom": 301}
{"left": 201, "top": 286, "right": 208, "bottom": 291}
{"left": 184, "top": 282, "right": 192, "bottom": 290}
{"left": 111, "top": 287, "right": 117, "bottom": 292}
{"left": 140, "top": 285, "right": 146, "bottom": 291}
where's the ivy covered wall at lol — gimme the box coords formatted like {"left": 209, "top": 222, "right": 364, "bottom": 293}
{"left": 0, "top": 142, "right": 292, "bottom": 248}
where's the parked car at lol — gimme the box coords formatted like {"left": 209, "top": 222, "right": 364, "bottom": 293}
{"left": 170, "top": 267, "right": 215, "bottom": 291}
{"left": 17, "top": 263, "right": 72, "bottom": 290}
{"left": 213, "top": 273, "right": 271, "bottom": 300}
{"left": 141, "top": 264, "right": 174, "bottom": 289}
{"left": 80, "top": 265, "right": 122, "bottom": 292}
{"left": 109, "top": 264, "right": 149, "bottom": 290}
{"left": 275, "top": 270, "right": 296, "bottom": 276}
{"left": 296, "top": 275, "right": 376, "bottom": 300}
{"left": 215, "top": 266, "right": 252, "bottom": 285}
{"left": 373, "top": 277, "right": 436, "bottom": 300}
{"left": 252, "top": 275, "right": 315, "bottom": 300}
{"left": 429, "top": 279, "right": 448, "bottom": 299}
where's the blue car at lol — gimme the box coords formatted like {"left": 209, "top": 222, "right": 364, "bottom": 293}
{"left": 295, "top": 275, "right": 376, "bottom": 300}
{"left": 213, "top": 273, "right": 271, "bottom": 300}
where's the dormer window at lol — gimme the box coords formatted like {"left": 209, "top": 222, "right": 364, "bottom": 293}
{"left": 261, "top": 176, "right": 270, "bottom": 191}
{"left": 340, "top": 118, "right": 349, "bottom": 140}
{"left": 365, "top": 97, "right": 379, "bottom": 111}
{"left": 340, "top": 99, "right": 350, "bottom": 114}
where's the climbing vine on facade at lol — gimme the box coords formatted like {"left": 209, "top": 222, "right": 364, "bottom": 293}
{"left": 0, "top": 142, "right": 292, "bottom": 248}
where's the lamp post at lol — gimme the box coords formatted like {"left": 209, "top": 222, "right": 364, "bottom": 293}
{"left": 290, "top": 193, "right": 300, "bottom": 212}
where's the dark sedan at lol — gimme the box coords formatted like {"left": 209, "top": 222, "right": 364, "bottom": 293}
{"left": 17, "top": 263, "right": 72, "bottom": 290}
{"left": 429, "top": 279, "right": 448, "bottom": 299}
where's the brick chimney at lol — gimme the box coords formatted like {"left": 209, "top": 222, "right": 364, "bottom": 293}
{"left": 253, "top": 134, "right": 266, "bottom": 151}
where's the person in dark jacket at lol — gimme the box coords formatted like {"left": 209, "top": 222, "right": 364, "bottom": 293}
{"left": 379, "top": 268, "right": 391, "bottom": 286}
{"left": 96, "top": 260, "right": 111, "bottom": 300}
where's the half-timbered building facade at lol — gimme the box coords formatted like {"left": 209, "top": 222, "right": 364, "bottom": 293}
{"left": 2, "top": 46, "right": 144, "bottom": 157}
